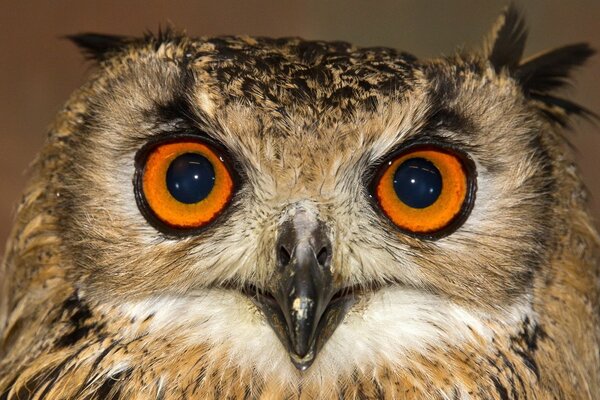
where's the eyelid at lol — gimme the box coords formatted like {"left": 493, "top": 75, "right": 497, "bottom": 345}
{"left": 135, "top": 132, "right": 242, "bottom": 181}
{"left": 364, "top": 135, "right": 457, "bottom": 182}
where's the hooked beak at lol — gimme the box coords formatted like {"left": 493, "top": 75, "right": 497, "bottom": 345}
{"left": 250, "top": 210, "right": 355, "bottom": 371}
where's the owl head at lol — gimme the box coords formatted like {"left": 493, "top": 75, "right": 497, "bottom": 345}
{"left": 3, "top": 5, "right": 596, "bottom": 395}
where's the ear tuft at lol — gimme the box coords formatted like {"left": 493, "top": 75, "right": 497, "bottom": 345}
{"left": 516, "top": 43, "right": 595, "bottom": 93}
{"left": 65, "top": 33, "right": 132, "bottom": 62}
{"left": 517, "top": 44, "right": 596, "bottom": 125}
{"left": 484, "top": 6, "right": 596, "bottom": 125}
{"left": 485, "top": 4, "right": 528, "bottom": 72}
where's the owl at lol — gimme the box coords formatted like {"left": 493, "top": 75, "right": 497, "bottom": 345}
{"left": 0, "top": 5, "right": 598, "bottom": 399}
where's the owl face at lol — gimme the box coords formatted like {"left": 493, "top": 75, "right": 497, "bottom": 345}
{"left": 54, "top": 22, "right": 588, "bottom": 379}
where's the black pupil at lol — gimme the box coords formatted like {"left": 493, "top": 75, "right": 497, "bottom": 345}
{"left": 393, "top": 157, "right": 442, "bottom": 209}
{"left": 166, "top": 153, "right": 216, "bottom": 204}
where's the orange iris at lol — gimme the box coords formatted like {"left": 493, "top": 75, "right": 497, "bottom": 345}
{"left": 375, "top": 148, "right": 469, "bottom": 234}
{"left": 141, "top": 140, "right": 234, "bottom": 229}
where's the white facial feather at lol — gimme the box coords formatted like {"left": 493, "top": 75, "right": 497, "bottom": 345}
{"left": 117, "top": 287, "right": 532, "bottom": 389}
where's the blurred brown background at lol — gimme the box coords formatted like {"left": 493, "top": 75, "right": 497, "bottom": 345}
{"left": 1, "top": 1, "right": 599, "bottom": 251}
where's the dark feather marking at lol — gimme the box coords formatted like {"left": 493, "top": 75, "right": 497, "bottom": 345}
{"left": 497, "top": 351, "right": 524, "bottom": 399}
{"left": 192, "top": 364, "right": 207, "bottom": 393}
{"left": 142, "top": 313, "right": 155, "bottom": 323}
{"left": 57, "top": 295, "right": 96, "bottom": 347}
{"left": 510, "top": 318, "right": 542, "bottom": 350}
{"left": 242, "top": 385, "right": 252, "bottom": 400}
{"left": 511, "top": 347, "right": 539, "bottom": 380}
{"left": 34, "top": 348, "right": 88, "bottom": 399}
{"left": 87, "top": 368, "right": 131, "bottom": 400}
{"left": 487, "top": 4, "right": 528, "bottom": 72}
{"left": 212, "top": 371, "right": 223, "bottom": 399}
{"left": 73, "top": 340, "right": 121, "bottom": 398}
{"left": 490, "top": 376, "right": 510, "bottom": 400}
{"left": 151, "top": 93, "right": 197, "bottom": 131}
{"left": 61, "top": 292, "right": 83, "bottom": 311}
{"left": 373, "top": 379, "right": 385, "bottom": 399}
{"left": 424, "top": 107, "right": 475, "bottom": 138}
{"left": 509, "top": 320, "right": 547, "bottom": 380}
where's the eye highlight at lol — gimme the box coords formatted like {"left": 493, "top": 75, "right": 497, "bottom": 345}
{"left": 374, "top": 146, "right": 474, "bottom": 236}
{"left": 138, "top": 139, "right": 234, "bottom": 231}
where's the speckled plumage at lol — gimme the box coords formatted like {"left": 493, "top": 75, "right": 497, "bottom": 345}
{"left": 1, "top": 6, "right": 599, "bottom": 399}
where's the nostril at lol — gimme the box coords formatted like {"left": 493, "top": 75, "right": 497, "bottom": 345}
{"left": 279, "top": 246, "right": 291, "bottom": 265}
{"left": 316, "top": 246, "right": 329, "bottom": 266}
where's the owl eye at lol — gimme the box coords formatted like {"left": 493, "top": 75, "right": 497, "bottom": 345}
{"left": 137, "top": 139, "right": 234, "bottom": 230}
{"left": 374, "top": 146, "right": 474, "bottom": 236}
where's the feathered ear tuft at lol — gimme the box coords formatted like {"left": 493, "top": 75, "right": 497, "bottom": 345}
{"left": 516, "top": 43, "right": 595, "bottom": 94}
{"left": 65, "top": 33, "right": 132, "bottom": 62}
{"left": 484, "top": 5, "right": 596, "bottom": 125}
{"left": 516, "top": 43, "right": 596, "bottom": 124}
{"left": 484, "top": 4, "right": 528, "bottom": 72}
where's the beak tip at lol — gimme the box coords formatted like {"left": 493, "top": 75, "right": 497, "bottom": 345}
{"left": 290, "top": 351, "right": 316, "bottom": 371}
